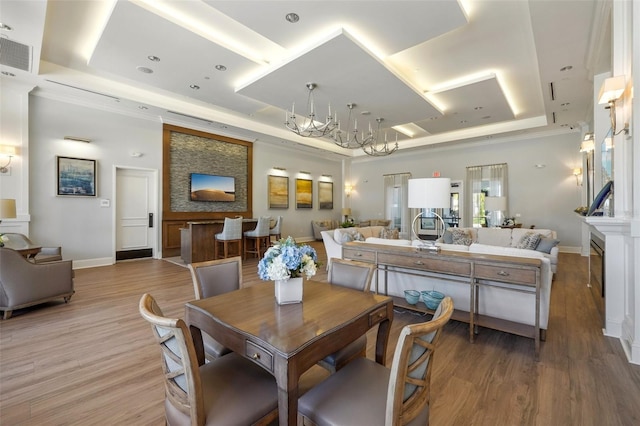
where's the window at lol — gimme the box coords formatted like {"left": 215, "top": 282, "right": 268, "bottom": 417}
{"left": 384, "top": 173, "right": 411, "bottom": 239}
{"left": 465, "top": 164, "right": 508, "bottom": 228}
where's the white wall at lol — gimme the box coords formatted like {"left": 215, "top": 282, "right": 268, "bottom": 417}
{"left": 25, "top": 95, "right": 344, "bottom": 265}
{"left": 29, "top": 95, "right": 163, "bottom": 264}
{"left": 348, "top": 131, "right": 584, "bottom": 250}
{"left": 251, "top": 142, "right": 343, "bottom": 241}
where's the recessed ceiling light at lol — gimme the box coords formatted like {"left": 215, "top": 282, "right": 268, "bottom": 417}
{"left": 460, "top": 120, "right": 468, "bottom": 124}
{"left": 474, "top": 106, "right": 483, "bottom": 110}
{"left": 285, "top": 13, "right": 300, "bottom": 23}
{"left": 136, "top": 66, "right": 153, "bottom": 74}
{"left": 535, "top": 164, "right": 546, "bottom": 169}
{"left": 138, "top": 106, "right": 148, "bottom": 110}
{"left": 560, "top": 65, "right": 573, "bottom": 72}
{"left": 190, "top": 84, "right": 200, "bottom": 90}
{"left": 361, "top": 111, "right": 371, "bottom": 115}
{"left": 215, "top": 64, "right": 227, "bottom": 71}
{"left": 147, "top": 55, "right": 160, "bottom": 62}
{"left": 0, "top": 23, "right": 13, "bottom": 31}
{"left": 561, "top": 102, "right": 570, "bottom": 107}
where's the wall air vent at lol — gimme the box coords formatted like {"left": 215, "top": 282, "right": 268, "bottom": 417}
{"left": 166, "top": 110, "right": 214, "bottom": 125}
{"left": 549, "top": 82, "right": 556, "bottom": 101}
{"left": 0, "top": 38, "right": 32, "bottom": 71}
{"left": 44, "top": 80, "right": 121, "bottom": 101}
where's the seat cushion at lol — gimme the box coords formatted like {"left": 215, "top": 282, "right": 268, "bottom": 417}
{"left": 165, "top": 352, "right": 277, "bottom": 426}
{"left": 299, "top": 357, "right": 430, "bottom": 426}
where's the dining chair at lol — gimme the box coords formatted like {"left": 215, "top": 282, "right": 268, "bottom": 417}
{"left": 317, "top": 258, "right": 376, "bottom": 373}
{"left": 214, "top": 216, "right": 243, "bottom": 259}
{"left": 299, "top": 297, "right": 454, "bottom": 426}
{"left": 243, "top": 216, "right": 271, "bottom": 259}
{"left": 269, "top": 215, "right": 283, "bottom": 242}
{"left": 188, "top": 257, "right": 243, "bottom": 361}
{"left": 138, "top": 293, "right": 278, "bottom": 426}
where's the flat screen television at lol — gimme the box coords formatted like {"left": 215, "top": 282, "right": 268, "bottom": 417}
{"left": 190, "top": 173, "right": 235, "bottom": 202}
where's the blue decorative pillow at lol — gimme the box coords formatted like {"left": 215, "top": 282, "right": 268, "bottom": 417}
{"left": 517, "top": 232, "right": 541, "bottom": 250}
{"left": 338, "top": 232, "right": 354, "bottom": 244}
{"left": 535, "top": 237, "right": 560, "bottom": 254}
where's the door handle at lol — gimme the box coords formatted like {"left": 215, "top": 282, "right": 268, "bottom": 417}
{"left": 148, "top": 213, "right": 154, "bottom": 228}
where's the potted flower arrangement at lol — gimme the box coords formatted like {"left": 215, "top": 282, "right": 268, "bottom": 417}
{"left": 258, "top": 236, "right": 319, "bottom": 304}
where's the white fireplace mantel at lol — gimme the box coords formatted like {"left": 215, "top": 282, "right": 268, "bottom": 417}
{"left": 584, "top": 216, "right": 636, "bottom": 363}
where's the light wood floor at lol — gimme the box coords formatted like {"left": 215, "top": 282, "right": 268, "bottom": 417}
{"left": 1, "top": 244, "right": 640, "bottom": 425}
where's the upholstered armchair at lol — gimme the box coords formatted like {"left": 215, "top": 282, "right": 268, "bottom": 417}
{"left": 0, "top": 247, "right": 74, "bottom": 319}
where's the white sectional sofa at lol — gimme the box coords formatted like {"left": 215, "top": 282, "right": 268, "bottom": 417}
{"left": 321, "top": 226, "right": 556, "bottom": 333}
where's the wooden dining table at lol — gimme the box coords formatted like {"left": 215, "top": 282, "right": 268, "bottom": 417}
{"left": 185, "top": 280, "right": 394, "bottom": 426}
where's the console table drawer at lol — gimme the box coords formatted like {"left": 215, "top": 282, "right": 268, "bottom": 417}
{"left": 343, "top": 248, "right": 376, "bottom": 263}
{"left": 475, "top": 264, "right": 536, "bottom": 285}
{"left": 377, "top": 253, "right": 470, "bottom": 276}
{"left": 245, "top": 340, "right": 274, "bottom": 371}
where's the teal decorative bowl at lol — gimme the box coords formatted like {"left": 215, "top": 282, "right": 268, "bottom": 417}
{"left": 421, "top": 290, "right": 445, "bottom": 310}
{"left": 404, "top": 290, "right": 420, "bottom": 305}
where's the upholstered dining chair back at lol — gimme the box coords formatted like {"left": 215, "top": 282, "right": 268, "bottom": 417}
{"left": 216, "top": 217, "right": 243, "bottom": 240}
{"left": 139, "top": 293, "right": 203, "bottom": 422}
{"left": 269, "top": 216, "right": 283, "bottom": 241}
{"left": 317, "top": 258, "right": 377, "bottom": 373}
{"left": 188, "top": 257, "right": 242, "bottom": 360}
{"left": 139, "top": 293, "right": 279, "bottom": 426}
{"left": 385, "top": 296, "right": 454, "bottom": 425}
{"left": 327, "top": 258, "right": 376, "bottom": 292}
{"left": 299, "top": 296, "right": 454, "bottom": 426}
{"left": 245, "top": 216, "right": 271, "bottom": 237}
{"left": 189, "top": 257, "right": 243, "bottom": 299}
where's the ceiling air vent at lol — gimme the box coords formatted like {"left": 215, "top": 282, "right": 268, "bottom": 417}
{"left": 0, "top": 38, "right": 32, "bottom": 72}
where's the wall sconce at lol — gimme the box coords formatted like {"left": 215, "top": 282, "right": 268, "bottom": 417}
{"left": 299, "top": 170, "right": 310, "bottom": 175}
{"left": 64, "top": 136, "right": 92, "bottom": 143}
{"left": 573, "top": 167, "right": 583, "bottom": 186}
{"left": 344, "top": 183, "right": 353, "bottom": 197}
{"left": 273, "top": 166, "right": 286, "bottom": 171}
{"left": 598, "top": 76, "right": 628, "bottom": 135}
{"left": 0, "top": 145, "right": 16, "bottom": 174}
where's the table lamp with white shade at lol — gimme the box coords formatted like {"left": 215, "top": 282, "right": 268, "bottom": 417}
{"left": 484, "top": 196, "right": 507, "bottom": 227}
{"left": 408, "top": 178, "right": 451, "bottom": 249}
{"left": 341, "top": 208, "right": 352, "bottom": 224}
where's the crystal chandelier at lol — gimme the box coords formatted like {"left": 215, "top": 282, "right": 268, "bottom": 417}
{"left": 285, "top": 83, "right": 337, "bottom": 138}
{"left": 331, "top": 103, "right": 375, "bottom": 148}
{"left": 360, "top": 118, "right": 399, "bottom": 157}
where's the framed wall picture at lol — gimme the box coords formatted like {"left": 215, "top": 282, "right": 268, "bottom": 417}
{"left": 56, "top": 156, "right": 97, "bottom": 197}
{"left": 318, "top": 181, "right": 333, "bottom": 210}
{"left": 268, "top": 175, "right": 289, "bottom": 209}
{"left": 295, "top": 178, "right": 313, "bottom": 209}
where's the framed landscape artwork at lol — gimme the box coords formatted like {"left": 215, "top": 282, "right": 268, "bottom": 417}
{"left": 268, "top": 175, "right": 289, "bottom": 209}
{"left": 56, "top": 156, "right": 97, "bottom": 197}
{"left": 295, "top": 178, "right": 313, "bottom": 209}
{"left": 318, "top": 181, "right": 333, "bottom": 210}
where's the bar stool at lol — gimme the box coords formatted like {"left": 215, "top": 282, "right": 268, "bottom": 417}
{"left": 243, "top": 216, "right": 271, "bottom": 259}
{"left": 214, "top": 216, "right": 243, "bottom": 259}
{"left": 269, "top": 216, "right": 283, "bottom": 243}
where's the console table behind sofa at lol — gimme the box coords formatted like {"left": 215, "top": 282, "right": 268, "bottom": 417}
{"left": 342, "top": 241, "right": 546, "bottom": 358}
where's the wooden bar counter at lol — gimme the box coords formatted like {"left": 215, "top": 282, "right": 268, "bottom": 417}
{"left": 180, "top": 219, "right": 257, "bottom": 264}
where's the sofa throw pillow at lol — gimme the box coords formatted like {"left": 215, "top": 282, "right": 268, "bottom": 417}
{"left": 353, "top": 232, "right": 365, "bottom": 242}
{"left": 535, "top": 237, "right": 560, "bottom": 254}
{"left": 517, "top": 232, "right": 542, "bottom": 250}
{"left": 338, "top": 231, "right": 354, "bottom": 244}
{"left": 442, "top": 229, "right": 454, "bottom": 244}
{"left": 451, "top": 228, "right": 472, "bottom": 246}
{"left": 380, "top": 228, "right": 399, "bottom": 239}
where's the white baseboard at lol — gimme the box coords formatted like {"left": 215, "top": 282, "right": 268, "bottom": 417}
{"left": 72, "top": 257, "right": 114, "bottom": 269}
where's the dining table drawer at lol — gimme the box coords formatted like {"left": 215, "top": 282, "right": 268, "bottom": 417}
{"left": 474, "top": 264, "right": 537, "bottom": 286}
{"left": 368, "top": 305, "right": 389, "bottom": 326}
{"left": 245, "top": 340, "right": 274, "bottom": 371}
{"left": 342, "top": 247, "right": 376, "bottom": 263}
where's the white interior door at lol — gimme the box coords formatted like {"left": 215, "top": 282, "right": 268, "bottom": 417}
{"left": 115, "top": 168, "right": 157, "bottom": 260}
